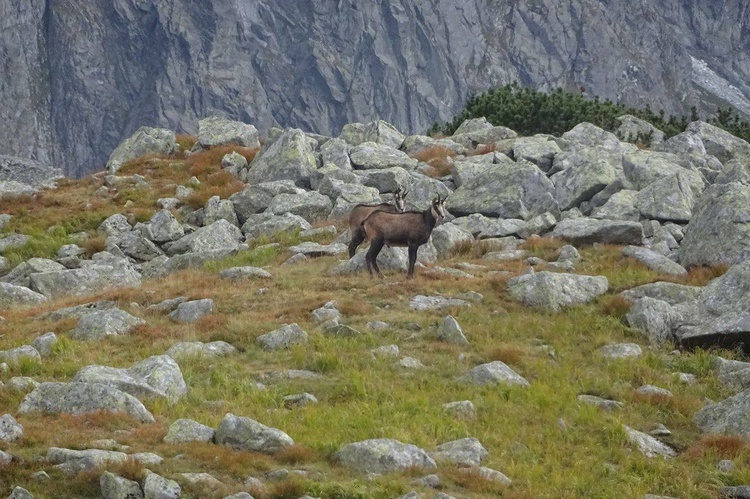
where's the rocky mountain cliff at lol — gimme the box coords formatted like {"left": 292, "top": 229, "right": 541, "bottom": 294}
{"left": 2, "top": 0, "right": 749, "bottom": 177}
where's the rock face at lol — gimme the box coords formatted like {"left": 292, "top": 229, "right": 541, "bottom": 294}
{"left": 2, "top": 1, "right": 750, "bottom": 177}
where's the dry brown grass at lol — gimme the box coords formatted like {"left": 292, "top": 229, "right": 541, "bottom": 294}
{"left": 675, "top": 263, "right": 729, "bottom": 287}
{"left": 684, "top": 434, "right": 747, "bottom": 460}
{"left": 488, "top": 346, "right": 525, "bottom": 366}
{"left": 82, "top": 236, "right": 107, "bottom": 257}
{"left": 521, "top": 235, "right": 566, "bottom": 260}
{"left": 598, "top": 295, "right": 632, "bottom": 320}
{"left": 409, "top": 146, "right": 457, "bottom": 178}
{"left": 274, "top": 444, "right": 319, "bottom": 465}
{"left": 186, "top": 146, "right": 259, "bottom": 177}
{"left": 176, "top": 133, "right": 198, "bottom": 151}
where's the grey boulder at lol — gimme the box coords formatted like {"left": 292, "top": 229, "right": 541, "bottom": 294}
{"left": 257, "top": 323, "right": 308, "bottom": 350}
{"left": 71, "top": 308, "right": 146, "bottom": 341}
{"left": 197, "top": 116, "right": 260, "bottom": 149}
{"left": 552, "top": 217, "right": 643, "bottom": 246}
{"left": 0, "top": 282, "right": 47, "bottom": 308}
{"left": 164, "top": 418, "right": 216, "bottom": 444}
{"left": 246, "top": 128, "right": 317, "bottom": 188}
{"left": 106, "top": 126, "right": 176, "bottom": 174}
{"left": 507, "top": 271, "right": 608, "bottom": 311}
{"left": 215, "top": 413, "right": 294, "bottom": 453}
{"left": 334, "top": 438, "right": 436, "bottom": 474}
{"left": 457, "top": 361, "right": 529, "bottom": 387}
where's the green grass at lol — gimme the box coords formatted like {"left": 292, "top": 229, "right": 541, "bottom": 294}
{"left": 0, "top": 166, "right": 747, "bottom": 498}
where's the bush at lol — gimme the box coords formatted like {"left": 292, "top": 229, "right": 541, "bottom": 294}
{"left": 430, "top": 83, "right": 750, "bottom": 143}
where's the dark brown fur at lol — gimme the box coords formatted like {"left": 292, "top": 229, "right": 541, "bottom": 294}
{"left": 347, "top": 189, "right": 406, "bottom": 258}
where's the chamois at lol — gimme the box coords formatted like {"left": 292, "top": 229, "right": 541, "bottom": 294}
{"left": 347, "top": 187, "right": 408, "bottom": 258}
{"left": 362, "top": 195, "right": 447, "bottom": 279}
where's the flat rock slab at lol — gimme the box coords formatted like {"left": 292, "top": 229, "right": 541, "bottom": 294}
{"left": 507, "top": 271, "right": 608, "bottom": 311}
{"left": 623, "top": 425, "right": 676, "bottom": 458}
{"left": 72, "top": 355, "right": 186, "bottom": 404}
{"left": 552, "top": 218, "right": 643, "bottom": 245}
{"left": 288, "top": 241, "right": 347, "bottom": 257}
{"left": 410, "top": 295, "right": 471, "bottom": 311}
{"left": 219, "top": 266, "right": 271, "bottom": 280}
{"left": 457, "top": 361, "right": 529, "bottom": 387}
{"left": 215, "top": 413, "right": 293, "bottom": 454}
{"left": 622, "top": 246, "right": 687, "bottom": 276}
{"left": 19, "top": 382, "right": 155, "bottom": 423}
{"left": 335, "top": 438, "right": 436, "bottom": 474}
{"left": 165, "top": 341, "right": 237, "bottom": 360}
{"left": 48, "top": 447, "right": 162, "bottom": 474}
{"left": 71, "top": 308, "right": 146, "bottom": 340}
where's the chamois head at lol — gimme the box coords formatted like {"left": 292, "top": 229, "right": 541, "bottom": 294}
{"left": 394, "top": 187, "right": 408, "bottom": 212}
{"left": 431, "top": 194, "right": 447, "bottom": 222}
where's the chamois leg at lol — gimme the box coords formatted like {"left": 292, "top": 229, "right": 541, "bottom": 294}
{"left": 407, "top": 243, "right": 419, "bottom": 279}
{"left": 348, "top": 228, "right": 366, "bottom": 258}
{"left": 366, "top": 237, "right": 385, "bottom": 279}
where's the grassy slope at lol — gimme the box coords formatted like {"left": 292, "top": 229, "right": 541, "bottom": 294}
{"left": 0, "top": 149, "right": 747, "bottom": 499}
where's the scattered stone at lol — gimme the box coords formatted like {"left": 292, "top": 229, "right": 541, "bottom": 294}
{"left": 100, "top": 471, "right": 143, "bottom": 499}
{"left": 31, "top": 332, "right": 57, "bottom": 358}
{"left": 168, "top": 299, "right": 214, "bottom": 323}
{"left": 257, "top": 324, "right": 308, "bottom": 350}
{"left": 219, "top": 266, "right": 271, "bottom": 281}
{"left": 163, "top": 418, "right": 215, "bottom": 444}
{"left": 577, "top": 395, "right": 624, "bottom": 412}
{"left": 598, "top": 343, "right": 643, "bottom": 359}
{"left": 0, "top": 414, "right": 23, "bottom": 442}
{"left": 636, "top": 385, "right": 673, "bottom": 398}
{"left": 165, "top": 341, "right": 237, "bottom": 360}
{"left": 19, "top": 382, "right": 155, "bottom": 423}
{"left": 622, "top": 246, "right": 687, "bottom": 276}
{"left": 7, "top": 377, "right": 39, "bottom": 393}
{"left": 619, "top": 282, "right": 702, "bottom": 306}
{"left": 334, "top": 438, "right": 436, "bottom": 474}
{"left": 71, "top": 308, "right": 146, "bottom": 341}
{"left": 283, "top": 393, "right": 318, "bottom": 408}
{"left": 198, "top": 116, "right": 260, "bottom": 149}
{"left": 399, "top": 357, "right": 425, "bottom": 369}
{"left": 458, "top": 466, "right": 512, "bottom": 486}
{"left": 507, "top": 271, "right": 608, "bottom": 311}
{"left": 6, "top": 487, "right": 34, "bottom": 499}
{"left": 142, "top": 472, "right": 181, "bottom": 499}
{"left": 431, "top": 437, "right": 488, "bottom": 466}
{"left": 106, "top": 127, "right": 176, "bottom": 174}
{"left": 0, "top": 345, "right": 41, "bottom": 364}
{"left": 409, "top": 295, "right": 471, "bottom": 311}
{"left": 457, "top": 361, "right": 529, "bottom": 387}
{"left": 0, "top": 282, "right": 48, "bottom": 308}
{"left": 436, "top": 315, "right": 469, "bottom": 346}
{"left": 623, "top": 425, "right": 676, "bottom": 458}
{"left": 215, "top": 413, "right": 294, "bottom": 453}
{"left": 442, "top": 400, "right": 476, "bottom": 420}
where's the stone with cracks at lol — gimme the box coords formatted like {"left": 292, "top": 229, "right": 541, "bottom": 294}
{"left": 622, "top": 151, "right": 705, "bottom": 195}
{"left": 0, "top": 282, "right": 47, "bottom": 308}
{"left": 450, "top": 154, "right": 503, "bottom": 188}
{"left": 29, "top": 265, "right": 141, "bottom": 300}
{"left": 625, "top": 297, "right": 682, "bottom": 346}
{"left": 221, "top": 151, "right": 248, "bottom": 176}
{"left": 230, "top": 181, "right": 303, "bottom": 224}
{"left": 551, "top": 157, "right": 616, "bottom": 211}
{"left": 112, "top": 232, "right": 165, "bottom": 262}
{"left": 635, "top": 173, "right": 695, "bottom": 223}
{"left": 623, "top": 425, "right": 676, "bottom": 458}
{"left": 142, "top": 472, "right": 181, "bottom": 499}
{"left": 269, "top": 191, "right": 333, "bottom": 222}
{"left": 203, "top": 195, "right": 240, "bottom": 227}
{"left": 168, "top": 299, "right": 214, "bottom": 323}
{"left": 167, "top": 219, "right": 243, "bottom": 256}
{"left": 197, "top": 116, "right": 260, "bottom": 149}
{"left": 320, "top": 137, "right": 353, "bottom": 170}
{"left": 350, "top": 142, "right": 417, "bottom": 171}
{"left": 448, "top": 160, "right": 557, "bottom": 220}
{"left": 242, "top": 212, "right": 311, "bottom": 240}
{"left": 334, "top": 438, "right": 436, "bottom": 474}
{"left": 1, "top": 258, "right": 66, "bottom": 287}
{"left": 430, "top": 437, "right": 488, "bottom": 466}
{"left": 0, "top": 414, "right": 23, "bottom": 442}
{"left": 685, "top": 121, "right": 750, "bottom": 163}
{"left": 621, "top": 246, "right": 687, "bottom": 276}
{"left": 615, "top": 115, "right": 665, "bottom": 145}
{"left": 98, "top": 214, "right": 132, "bottom": 238}
{"left": 215, "top": 413, "right": 294, "bottom": 454}
{"left": 679, "top": 182, "right": 750, "bottom": 267}
{"left": 590, "top": 190, "right": 640, "bottom": 222}
{"left": 507, "top": 271, "right": 608, "bottom": 311}
{"left": 106, "top": 127, "right": 176, "bottom": 174}
{"left": 437, "top": 315, "right": 469, "bottom": 346}
{"left": 457, "top": 361, "right": 529, "bottom": 387}
{"left": 164, "top": 418, "right": 215, "bottom": 444}
{"left": 19, "top": 382, "right": 155, "bottom": 423}
{"left": 140, "top": 210, "right": 184, "bottom": 243}
{"left": 100, "top": 471, "right": 143, "bottom": 499}
{"left": 257, "top": 323, "right": 308, "bottom": 350}
{"left": 552, "top": 218, "right": 643, "bottom": 246}
{"left": 71, "top": 308, "right": 146, "bottom": 341}
{"left": 431, "top": 224, "right": 474, "bottom": 259}
{"left": 73, "top": 355, "right": 187, "bottom": 404}
{"left": 340, "top": 120, "right": 405, "bottom": 149}
{"left": 246, "top": 129, "right": 317, "bottom": 188}
{"left": 511, "top": 135, "right": 562, "bottom": 172}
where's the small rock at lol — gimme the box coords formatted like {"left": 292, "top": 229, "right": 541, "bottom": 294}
{"left": 168, "top": 298, "right": 214, "bottom": 323}
{"left": 442, "top": 400, "right": 476, "bottom": 420}
{"left": 436, "top": 315, "right": 469, "bottom": 346}
{"left": 598, "top": 343, "right": 643, "bottom": 359}
{"left": 284, "top": 393, "right": 319, "bottom": 408}
{"left": 256, "top": 323, "right": 308, "bottom": 350}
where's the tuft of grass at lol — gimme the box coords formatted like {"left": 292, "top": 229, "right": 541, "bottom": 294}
{"left": 598, "top": 295, "right": 632, "bottom": 321}
{"left": 82, "top": 236, "right": 107, "bottom": 257}
{"left": 677, "top": 263, "right": 729, "bottom": 286}
{"left": 275, "top": 444, "right": 320, "bottom": 465}
{"left": 409, "top": 145, "right": 457, "bottom": 178}
{"left": 685, "top": 435, "right": 747, "bottom": 460}
{"left": 487, "top": 346, "right": 525, "bottom": 366}
{"left": 521, "top": 235, "right": 566, "bottom": 261}
{"left": 175, "top": 134, "right": 198, "bottom": 151}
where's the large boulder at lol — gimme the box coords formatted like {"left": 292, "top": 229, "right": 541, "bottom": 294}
{"left": 507, "top": 271, "right": 608, "bottom": 311}
{"left": 622, "top": 151, "right": 705, "bottom": 195}
{"left": 215, "top": 413, "right": 294, "bottom": 454}
{"left": 1, "top": 258, "right": 66, "bottom": 287}
{"left": 230, "top": 181, "right": 303, "bottom": 224}
{"left": 448, "top": 160, "right": 557, "bottom": 220}
{"left": 562, "top": 123, "right": 636, "bottom": 154}
{"left": 73, "top": 355, "right": 186, "bottom": 404}
{"left": 320, "top": 137, "right": 353, "bottom": 170}
{"left": 693, "top": 389, "right": 750, "bottom": 437}
{"left": 71, "top": 308, "right": 147, "bottom": 341}
{"left": 241, "top": 212, "right": 311, "bottom": 239}
{"left": 0, "top": 155, "right": 62, "bottom": 192}
{"left": 350, "top": 142, "right": 417, "bottom": 170}
{"left": 334, "top": 438, "right": 436, "bottom": 474}
{"left": 106, "top": 127, "right": 176, "bottom": 174}
{"left": 0, "top": 282, "right": 47, "bottom": 308}
{"left": 19, "top": 382, "right": 155, "bottom": 423}
{"left": 551, "top": 157, "right": 616, "bottom": 211}
{"left": 203, "top": 195, "right": 240, "bottom": 227}
{"left": 256, "top": 323, "right": 308, "bottom": 350}
{"left": 339, "top": 120, "right": 405, "bottom": 149}
{"left": 197, "top": 116, "right": 260, "bottom": 149}
{"left": 246, "top": 129, "right": 317, "bottom": 188}
{"left": 450, "top": 125, "right": 517, "bottom": 148}
{"left": 358, "top": 167, "right": 411, "bottom": 193}
{"left": 29, "top": 265, "right": 141, "bottom": 300}
{"left": 431, "top": 224, "right": 475, "bottom": 259}
{"left": 635, "top": 173, "right": 696, "bottom": 223}
{"left": 679, "top": 182, "right": 750, "bottom": 267}
{"left": 167, "top": 219, "right": 243, "bottom": 256}
{"left": 590, "top": 190, "right": 640, "bottom": 221}
{"left": 511, "top": 135, "right": 562, "bottom": 172}
{"left": 552, "top": 218, "right": 643, "bottom": 245}
{"left": 140, "top": 210, "right": 184, "bottom": 243}
{"left": 625, "top": 297, "right": 682, "bottom": 346}
{"left": 331, "top": 242, "right": 437, "bottom": 275}
{"left": 619, "top": 282, "right": 702, "bottom": 305}
{"left": 111, "top": 232, "right": 165, "bottom": 262}
{"left": 268, "top": 191, "right": 333, "bottom": 222}
{"left": 615, "top": 115, "right": 665, "bottom": 145}
{"left": 163, "top": 418, "right": 215, "bottom": 444}
{"left": 685, "top": 121, "right": 750, "bottom": 163}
